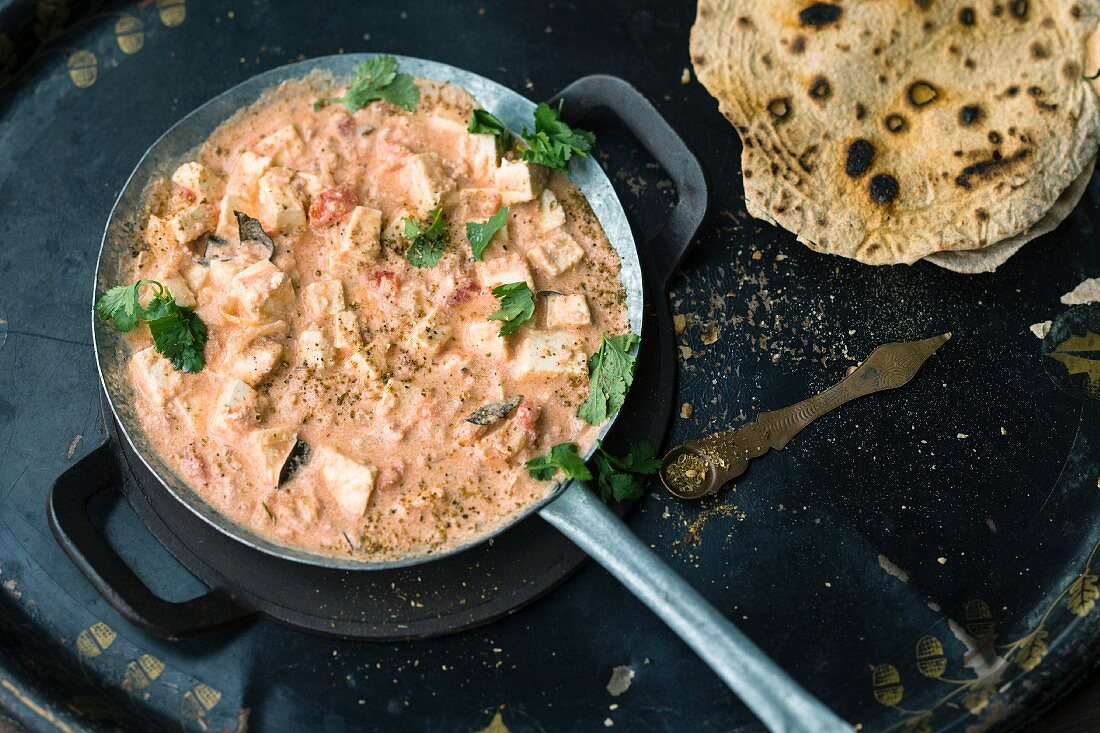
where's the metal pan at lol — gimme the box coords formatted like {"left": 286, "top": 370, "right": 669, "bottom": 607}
{"left": 48, "top": 55, "right": 850, "bottom": 732}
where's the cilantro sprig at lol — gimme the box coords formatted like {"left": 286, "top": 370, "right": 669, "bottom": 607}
{"left": 95, "top": 280, "right": 208, "bottom": 373}
{"left": 592, "top": 441, "right": 661, "bottom": 502}
{"left": 488, "top": 281, "right": 535, "bottom": 336}
{"left": 315, "top": 55, "right": 419, "bottom": 113}
{"left": 577, "top": 333, "right": 639, "bottom": 425}
{"left": 403, "top": 209, "right": 448, "bottom": 267}
{"left": 521, "top": 102, "right": 596, "bottom": 173}
{"left": 468, "top": 109, "right": 513, "bottom": 154}
{"left": 466, "top": 206, "right": 509, "bottom": 260}
{"left": 525, "top": 442, "right": 592, "bottom": 482}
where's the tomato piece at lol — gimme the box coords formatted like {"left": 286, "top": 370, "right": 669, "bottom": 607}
{"left": 308, "top": 183, "right": 359, "bottom": 227}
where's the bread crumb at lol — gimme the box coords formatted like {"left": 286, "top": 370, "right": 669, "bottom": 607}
{"left": 937, "top": 556, "right": 947, "bottom": 565}
{"left": 957, "top": 433, "right": 969, "bottom": 439}
{"left": 751, "top": 250, "right": 762, "bottom": 260}
{"left": 680, "top": 67, "right": 691, "bottom": 84}
{"left": 1030, "top": 321, "right": 1052, "bottom": 339}
{"left": 775, "top": 253, "right": 788, "bottom": 261}
{"left": 1061, "top": 278, "right": 1100, "bottom": 305}
{"left": 700, "top": 326, "right": 719, "bottom": 345}
{"left": 679, "top": 345, "right": 693, "bottom": 359}
{"left": 673, "top": 314, "right": 686, "bottom": 334}
{"left": 680, "top": 402, "right": 693, "bottom": 419}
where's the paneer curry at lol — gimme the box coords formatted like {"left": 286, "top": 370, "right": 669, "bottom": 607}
{"left": 113, "top": 68, "right": 631, "bottom": 560}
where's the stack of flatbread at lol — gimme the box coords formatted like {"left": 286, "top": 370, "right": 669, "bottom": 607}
{"left": 690, "top": 0, "right": 1100, "bottom": 272}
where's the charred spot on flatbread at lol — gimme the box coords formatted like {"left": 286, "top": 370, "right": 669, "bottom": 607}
{"left": 808, "top": 76, "right": 832, "bottom": 102}
{"left": 906, "top": 81, "right": 939, "bottom": 107}
{"left": 767, "top": 97, "right": 792, "bottom": 121}
{"left": 959, "top": 105, "right": 983, "bottom": 125}
{"left": 958, "top": 7, "right": 977, "bottom": 25}
{"left": 884, "top": 114, "right": 907, "bottom": 133}
{"left": 955, "top": 148, "right": 1031, "bottom": 189}
{"left": 799, "top": 3, "right": 842, "bottom": 27}
{"left": 868, "top": 174, "right": 900, "bottom": 205}
{"left": 844, "top": 139, "right": 875, "bottom": 178}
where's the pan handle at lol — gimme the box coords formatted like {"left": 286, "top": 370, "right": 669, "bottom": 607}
{"left": 550, "top": 75, "right": 709, "bottom": 288}
{"left": 540, "top": 483, "right": 852, "bottom": 733}
{"left": 48, "top": 442, "right": 255, "bottom": 639}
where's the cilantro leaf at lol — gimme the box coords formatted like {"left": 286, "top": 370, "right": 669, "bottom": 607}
{"left": 521, "top": 102, "right": 596, "bottom": 173}
{"left": 468, "top": 109, "right": 513, "bottom": 154}
{"left": 147, "top": 303, "right": 208, "bottom": 373}
{"left": 94, "top": 280, "right": 151, "bottom": 332}
{"left": 315, "top": 55, "right": 420, "bottom": 113}
{"left": 488, "top": 281, "right": 535, "bottom": 336}
{"left": 525, "top": 442, "right": 592, "bottom": 482}
{"left": 94, "top": 279, "right": 208, "bottom": 373}
{"left": 403, "top": 209, "right": 448, "bottom": 267}
{"left": 466, "top": 206, "right": 509, "bottom": 260}
{"left": 593, "top": 441, "right": 660, "bottom": 502}
{"left": 577, "top": 333, "right": 640, "bottom": 425}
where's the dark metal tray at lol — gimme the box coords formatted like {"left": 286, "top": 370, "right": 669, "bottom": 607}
{"left": 0, "top": 1, "right": 1097, "bottom": 731}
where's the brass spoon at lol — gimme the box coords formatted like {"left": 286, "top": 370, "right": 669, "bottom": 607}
{"left": 661, "top": 333, "right": 952, "bottom": 499}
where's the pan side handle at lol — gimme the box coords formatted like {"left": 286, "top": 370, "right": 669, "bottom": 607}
{"left": 48, "top": 442, "right": 255, "bottom": 639}
{"left": 550, "top": 75, "right": 709, "bottom": 289}
{"left": 540, "top": 483, "right": 853, "bottom": 733}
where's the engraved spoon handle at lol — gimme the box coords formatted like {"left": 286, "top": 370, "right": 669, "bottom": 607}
{"left": 754, "top": 332, "right": 952, "bottom": 450}
{"left": 660, "top": 333, "right": 951, "bottom": 499}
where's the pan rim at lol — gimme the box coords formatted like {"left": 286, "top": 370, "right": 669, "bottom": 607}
{"left": 92, "top": 53, "right": 644, "bottom": 571}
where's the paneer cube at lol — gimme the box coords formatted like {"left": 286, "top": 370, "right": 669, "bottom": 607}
{"left": 129, "top": 347, "right": 183, "bottom": 405}
{"left": 167, "top": 203, "right": 215, "bottom": 245}
{"left": 478, "top": 403, "right": 541, "bottom": 460}
{"left": 315, "top": 446, "right": 377, "bottom": 517}
{"left": 247, "top": 427, "right": 298, "bottom": 488}
{"left": 252, "top": 124, "right": 306, "bottom": 163}
{"left": 332, "top": 310, "right": 362, "bottom": 352}
{"left": 144, "top": 214, "right": 174, "bottom": 249}
{"left": 230, "top": 336, "right": 284, "bottom": 387}
{"left": 463, "top": 133, "right": 501, "bottom": 183}
{"left": 298, "top": 327, "right": 332, "bottom": 369}
{"left": 171, "top": 161, "right": 222, "bottom": 203}
{"left": 206, "top": 257, "right": 249, "bottom": 287}
{"left": 180, "top": 259, "right": 212, "bottom": 293}
{"left": 155, "top": 273, "right": 197, "bottom": 308}
{"left": 404, "top": 311, "right": 452, "bottom": 356}
{"left": 537, "top": 188, "right": 566, "bottom": 231}
{"left": 399, "top": 153, "right": 455, "bottom": 214}
{"left": 345, "top": 349, "right": 382, "bottom": 383}
{"left": 225, "top": 151, "right": 272, "bottom": 198}
{"left": 210, "top": 378, "right": 265, "bottom": 436}
{"left": 294, "top": 171, "right": 325, "bottom": 199}
{"left": 257, "top": 167, "right": 307, "bottom": 232}
{"left": 464, "top": 320, "right": 507, "bottom": 359}
{"left": 544, "top": 294, "right": 591, "bottom": 329}
{"left": 495, "top": 159, "right": 544, "bottom": 204}
{"left": 336, "top": 205, "right": 383, "bottom": 264}
{"left": 381, "top": 210, "right": 412, "bottom": 248}
{"left": 475, "top": 253, "right": 534, "bottom": 290}
{"left": 301, "top": 279, "right": 346, "bottom": 320}
{"left": 513, "top": 331, "right": 586, "bottom": 379}
{"left": 526, "top": 231, "right": 585, "bottom": 276}
{"left": 425, "top": 114, "right": 468, "bottom": 137}
{"left": 226, "top": 260, "right": 295, "bottom": 323}
{"left": 216, "top": 193, "right": 260, "bottom": 240}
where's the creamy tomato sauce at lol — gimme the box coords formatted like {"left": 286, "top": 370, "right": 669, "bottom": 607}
{"left": 121, "top": 73, "right": 629, "bottom": 560}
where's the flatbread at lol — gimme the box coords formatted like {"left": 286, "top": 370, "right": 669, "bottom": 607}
{"left": 925, "top": 157, "right": 1095, "bottom": 272}
{"left": 691, "top": 0, "right": 1100, "bottom": 265}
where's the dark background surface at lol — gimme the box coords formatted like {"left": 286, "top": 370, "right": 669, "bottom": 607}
{"left": 0, "top": 1, "right": 1099, "bottom": 731}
